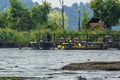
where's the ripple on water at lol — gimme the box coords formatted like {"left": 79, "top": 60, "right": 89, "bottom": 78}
{"left": 0, "top": 48, "right": 120, "bottom": 80}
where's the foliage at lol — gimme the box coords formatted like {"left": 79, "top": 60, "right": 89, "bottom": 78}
{"left": 89, "top": 0, "right": 120, "bottom": 29}
{"left": 31, "top": 1, "right": 51, "bottom": 29}
{"left": 0, "top": 11, "right": 8, "bottom": 28}
{"left": 52, "top": 29, "right": 120, "bottom": 41}
{"left": 0, "top": 28, "right": 119, "bottom": 45}
{"left": 0, "top": 28, "right": 30, "bottom": 45}
{"left": 0, "top": 0, "right": 51, "bottom": 31}
{"left": 0, "top": 77, "right": 23, "bottom": 80}
{"left": 81, "top": 11, "right": 90, "bottom": 29}
{"left": 8, "top": 0, "right": 33, "bottom": 31}
{"left": 48, "top": 9, "right": 68, "bottom": 30}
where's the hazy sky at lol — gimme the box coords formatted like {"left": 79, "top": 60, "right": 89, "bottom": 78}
{"left": 32, "top": 0, "right": 90, "bottom": 7}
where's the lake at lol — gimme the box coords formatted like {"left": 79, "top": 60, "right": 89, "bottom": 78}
{"left": 0, "top": 48, "right": 120, "bottom": 80}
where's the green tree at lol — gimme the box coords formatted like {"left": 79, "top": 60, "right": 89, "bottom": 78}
{"left": 31, "top": 1, "right": 51, "bottom": 29}
{"left": 89, "top": 0, "right": 120, "bottom": 29}
{"left": 8, "top": 0, "right": 33, "bottom": 31}
{"left": 81, "top": 11, "right": 90, "bottom": 29}
{"left": 0, "top": 11, "right": 9, "bottom": 28}
{"left": 48, "top": 10, "right": 68, "bottom": 30}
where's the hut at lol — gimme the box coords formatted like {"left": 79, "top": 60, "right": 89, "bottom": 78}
{"left": 87, "top": 17, "right": 104, "bottom": 29}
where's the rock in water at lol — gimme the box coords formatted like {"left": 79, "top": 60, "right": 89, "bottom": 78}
{"left": 61, "top": 61, "right": 120, "bottom": 71}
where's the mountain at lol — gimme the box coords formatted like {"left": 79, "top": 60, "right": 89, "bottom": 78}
{"left": 0, "top": 0, "right": 38, "bottom": 11}
{"left": 64, "top": 3, "right": 79, "bottom": 30}
{"left": 54, "top": 2, "right": 93, "bottom": 30}
{"left": 0, "top": 0, "right": 9, "bottom": 11}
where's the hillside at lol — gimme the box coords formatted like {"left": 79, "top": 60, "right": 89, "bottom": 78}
{"left": 0, "top": 0, "right": 38, "bottom": 11}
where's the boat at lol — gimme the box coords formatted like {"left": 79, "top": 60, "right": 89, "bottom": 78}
{"left": 86, "top": 42, "right": 108, "bottom": 50}
{"left": 57, "top": 41, "right": 108, "bottom": 50}
{"left": 30, "top": 33, "right": 54, "bottom": 50}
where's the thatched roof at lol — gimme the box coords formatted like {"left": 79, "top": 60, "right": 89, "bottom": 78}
{"left": 87, "top": 17, "right": 100, "bottom": 24}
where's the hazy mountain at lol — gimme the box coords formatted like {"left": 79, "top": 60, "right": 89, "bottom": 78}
{"left": 0, "top": 0, "right": 38, "bottom": 11}
{"left": 0, "top": 0, "right": 9, "bottom": 11}
{"left": 54, "top": 2, "right": 93, "bottom": 30}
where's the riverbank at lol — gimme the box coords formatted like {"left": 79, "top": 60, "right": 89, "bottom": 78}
{"left": 61, "top": 61, "right": 120, "bottom": 71}
{"left": 0, "top": 42, "right": 19, "bottom": 48}
{"left": 0, "top": 28, "right": 120, "bottom": 47}
{"left": 0, "top": 77, "right": 23, "bottom": 80}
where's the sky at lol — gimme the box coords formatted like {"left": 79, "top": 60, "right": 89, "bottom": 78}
{"left": 32, "top": 0, "right": 90, "bottom": 7}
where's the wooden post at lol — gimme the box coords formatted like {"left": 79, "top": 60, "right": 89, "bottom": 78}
{"left": 59, "top": 0, "right": 64, "bottom": 29}
{"left": 78, "top": 4, "right": 80, "bottom": 31}
{"left": 62, "top": 0, "right": 64, "bottom": 29}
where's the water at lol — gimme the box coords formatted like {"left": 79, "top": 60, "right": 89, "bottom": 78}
{"left": 0, "top": 48, "right": 120, "bottom": 80}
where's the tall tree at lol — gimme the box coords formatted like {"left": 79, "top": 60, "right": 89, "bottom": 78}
{"left": 31, "top": 1, "right": 51, "bottom": 29}
{"left": 82, "top": 11, "right": 90, "bottom": 29}
{"left": 8, "top": 0, "right": 32, "bottom": 31}
{"left": 0, "top": 10, "right": 9, "bottom": 28}
{"left": 89, "top": 0, "right": 120, "bottom": 29}
{"left": 59, "top": 0, "right": 65, "bottom": 29}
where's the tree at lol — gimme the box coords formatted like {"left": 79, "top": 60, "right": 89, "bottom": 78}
{"left": 0, "top": 11, "right": 9, "bottom": 28}
{"left": 31, "top": 1, "right": 51, "bottom": 29}
{"left": 48, "top": 10, "right": 68, "bottom": 30}
{"left": 8, "top": 0, "right": 33, "bottom": 31}
{"left": 89, "top": 0, "right": 120, "bottom": 29}
{"left": 81, "top": 11, "right": 90, "bottom": 29}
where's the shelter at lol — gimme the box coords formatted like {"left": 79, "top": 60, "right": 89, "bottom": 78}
{"left": 87, "top": 17, "right": 104, "bottom": 29}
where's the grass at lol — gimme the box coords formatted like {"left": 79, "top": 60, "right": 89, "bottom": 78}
{"left": 0, "top": 77, "right": 24, "bottom": 80}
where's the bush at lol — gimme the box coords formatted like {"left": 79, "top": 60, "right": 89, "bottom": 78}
{"left": 0, "top": 28, "right": 119, "bottom": 45}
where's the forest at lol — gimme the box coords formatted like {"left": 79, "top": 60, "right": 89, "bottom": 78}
{"left": 0, "top": 0, "right": 120, "bottom": 46}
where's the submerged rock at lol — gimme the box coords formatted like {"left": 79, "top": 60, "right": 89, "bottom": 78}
{"left": 61, "top": 61, "right": 120, "bottom": 71}
{"left": 77, "top": 76, "right": 87, "bottom": 80}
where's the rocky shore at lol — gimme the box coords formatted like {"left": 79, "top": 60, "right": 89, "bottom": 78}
{"left": 61, "top": 61, "right": 120, "bottom": 71}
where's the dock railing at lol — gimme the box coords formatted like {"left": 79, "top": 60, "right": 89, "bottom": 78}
{"left": 36, "top": 33, "right": 120, "bottom": 43}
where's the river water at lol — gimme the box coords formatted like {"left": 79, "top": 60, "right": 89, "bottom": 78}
{"left": 0, "top": 48, "right": 120, "bottom": 80}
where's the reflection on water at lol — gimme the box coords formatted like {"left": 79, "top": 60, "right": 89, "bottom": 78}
{"left": 0, "top": 48, "right": 120, "bottom": 80}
